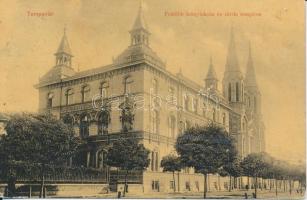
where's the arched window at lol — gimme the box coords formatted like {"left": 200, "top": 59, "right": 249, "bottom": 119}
{"left": 63, "top": 114, "right": 74, "bottom": 126}
{"left": 81, "top": 85, "right": 90, "bottom": 103}
{"left": 100, "top": 82, "right": 108, "bottom": 99}
{"left": 213, "top": 108, "right": 216, "bottom": 122}
{"left": 185, "top": 120, "right": 191, "bottom": 129}
{"left": 151, "top": 110, "right": 159, "bottom": 134}
{"left": 222, "top": 113, "right": 226, "bottom": 125}
{"left": 168, "top": 116, "right": 176, "bottom": 138}
{"left": 168, "top": 87, "right": 175, "bottom": 102}
{"left": 184, "top": 95, "right": 189, "bottom": 111}
{"left": 98, "top": 112, "right": 109, "bottom": 135}
{"left": 254, "top": 96, "right": 257, "bottom": 111}
{"left": 97, "top": 151, "right": 104, "bottom": 169}
{"left": 47, "top": 92, "right": 54, "bottom": 108}
{"left": 152, "top": 79, "right": 158, "bottom": 94}
{"left": 80, "top": 114, "right": 90, "bottom": 138}
{"left": 192, "top": 98, "right": 198, "bottom": 113}
{"left": 65, "top": 89, "right": 73, "bottom": 105}
{"left": 228, "top": 83, "right": 232, "bottom": 102}
{"left": 123, "top": 76, "right": 133, "bottom": 94}
{"left": 241, "top": 83, "right": 244, "bottom": 101}
{"left": 236, "top": 82, "right": 240, "bottom": 102}
{"left": 242, "top": 137, "right": 245, "bottom": 156}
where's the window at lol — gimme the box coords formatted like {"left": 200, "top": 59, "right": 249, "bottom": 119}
{"left": 47, "top": 93, "right": 54, "bottom": 108}
{"left": 151, "top": 152, "right": 155, "bottom": 171}
{"left": 236, "top": 82, "right": 240, "bottom": 102}
{"left": 169, "top": 116, "right": 176, "bottom": 138}
{"left": 254, "top": 96, "right": 257, "bottom": 111}
{"left": 151, "top": 180, "right": 160, "bottom": 191}
{"left": 184, "top": 95, "right": 189, "bottom": 111}
{"left": 155, "top": 152, "right": 159, "bottom": 171}
{"left": 151, "top": 110, "right": 159, "bottom": 134}
{"left": 152, "top": 79, "right": 158, "bottom": 94}
{"left": 63, "top": 114, "right": 74, "bottom": 126}
{"left": 222, "top": 113, "right": 226, "bottom": 125}
{"left": 168, "top": 87, "right": 175, "bottom": 103}
{"left": 98, "top": 112, "right": 109, "bottom": 135}
{"left": 202, "top": 107, "right": 206, "bottom": 117}
{"left": 185, "top": 182, "right": 191, "bottom": 191}
{"left": 192, "top": 98, "right": 198, "bottom": 113}
{"left": 241, "top": 83, "right": 244, "bottom": 101}
{"left": 123, "top": 76, "right": 133, "bottom": 94}
{"left": 213, "top": 108, "right": 216, "bottom": 122}
{"left": 97, "top": 151, "right": 104, "bottom": 168}
{"left": 100, "top": 82, "right": 108, "bottom": 98}
{"left": 184, "top": 121, "right": 191, "bottom": 130}
{"left": 81, "top": 85, "right": 90, "bottom": 103}
{"left": 195, "top": 181, "right": 199, "bottom": 191}
{"left": 151, "top": 151, "right": 159, "bottom": 171}
{"left": 65, "top": 89, "right": 73, "bottom": 105}
{"left": 80, "top": 114, "right": 90, "bottom": 138}
{"left": 228, "top": 83, "right": 232, "bottom": 102}
{"left": 170, "top": 181, "right": 175, "bottom": 190}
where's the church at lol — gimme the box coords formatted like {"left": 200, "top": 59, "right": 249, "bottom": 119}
{"left": 35, "top": 4, "right": 265, "bottom": 193}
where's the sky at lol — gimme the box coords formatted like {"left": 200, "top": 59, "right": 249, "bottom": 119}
{"left": 0, "top": 0, "right": 305, "bottom": 164}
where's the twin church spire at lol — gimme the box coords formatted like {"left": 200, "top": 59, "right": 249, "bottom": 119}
{"left": 205, "top": 27, "right": 259, "bottom": 103}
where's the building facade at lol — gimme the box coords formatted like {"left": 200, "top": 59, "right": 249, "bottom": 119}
{"left": 35, "top": 5, "right": 265, "bottom": 193}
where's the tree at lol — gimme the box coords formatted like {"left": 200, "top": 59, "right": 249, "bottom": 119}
{"left": 175, "top": 123, "right": 236, "bottom": 198}
{"left": 240, "top": 152, "right": 269, "bottom": 198}
{"left": 161, "top": 155, "right": 182, "bottom": 192}
{"left": 105, "top": 136, "right": 150, "bottom": 197}
{"left": 0, "top": 113, "right": 80, "bottom": 198}
{"left": 221, "top": 157, "right": 243, "bottom": 191}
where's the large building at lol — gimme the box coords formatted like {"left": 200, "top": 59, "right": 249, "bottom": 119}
{"left": 35, "top": 5, "right": 265, "bottom": 193}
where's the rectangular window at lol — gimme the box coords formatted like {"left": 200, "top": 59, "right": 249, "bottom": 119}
{"left": 151, "top": 152, "right": 154, "bottom": 171}
{"left": 170, "top": 181, "right": 175, "bottom": 190}
{"left": 185, "top": 181, "right": 191, "bottom": 191}
{"left": 195, "top": 181, "right": 199, "bottom": 191}
{"left": 236, "top": 82, "right": 239, "bottom": 102}
{"left": 47, "top": 98, "right": 52, "bottom": 108}
{"left": 152, "top": 180, "right": 160, "bottom": 191}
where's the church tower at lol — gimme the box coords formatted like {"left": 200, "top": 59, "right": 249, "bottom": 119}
{"left": 39, "top": 28, "right": 75, "bottom": 84}
{"left": 245, "top": 42, "right": 261, "bottom": 117}
{"left": 129, "top": 2, "right": 150, "bottom": 47}
{"left": 245, "top": 42, "right": 265, "bottom": 152}
{"left": 205, "top": 56, "right": 218, "bottom": 91}
{"left": 55, "top": 28, "right": 73, "bottom": 67}
{"left": 222, "top": 27, "right": 245, "bottom": 111}
{"left": 113, "top": 2, "right": 164, "bottom": 68}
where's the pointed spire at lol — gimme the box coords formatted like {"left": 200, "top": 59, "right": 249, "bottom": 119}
{"left": 205, "top": 56, "right": 218, "bottom": 90}
{"left": 132, "top": 0, "right": 148, "bottom": 31}
{"left": 225, "top": 26, "right": 241, "bottom": 73}
{"left": 245, "top": 42, "right": 258, "bottom": 87}
{"left": 56, "top": 27, "right": 72, "bottom": 56}
{"left": 206, "top": 56, "right": 218, "bottom": 80}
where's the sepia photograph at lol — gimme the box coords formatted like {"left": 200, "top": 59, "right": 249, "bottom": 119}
{"left": 0, "top": 0, "right": 305, "bottom": 199}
